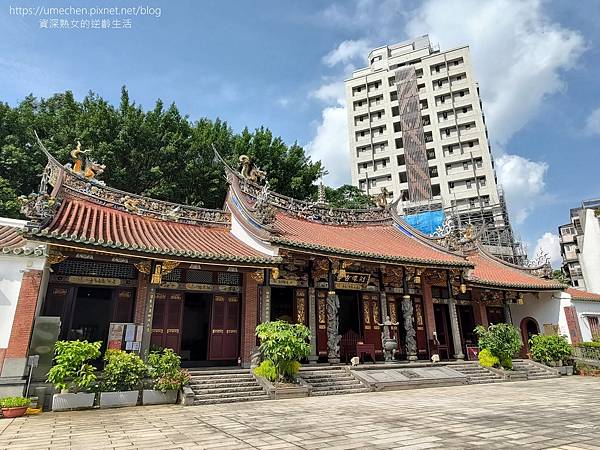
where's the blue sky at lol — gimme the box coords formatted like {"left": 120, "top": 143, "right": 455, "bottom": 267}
{"left": 1, "top": 0, "right": 599, "bottom": 266}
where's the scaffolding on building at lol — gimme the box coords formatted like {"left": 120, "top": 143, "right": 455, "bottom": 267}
{"left": 398, "top": 186, "right": 526, "bottom": 265}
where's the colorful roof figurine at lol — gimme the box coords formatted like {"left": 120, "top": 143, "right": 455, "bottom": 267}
{"left": 20, "top": 136, "right": 280, "bottom": 267}
{"left": 566, "top": 287, "right": 600, "bottom": 302}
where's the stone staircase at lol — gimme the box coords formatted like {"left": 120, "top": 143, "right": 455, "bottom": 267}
{"left": 448, "top": 361, "right": 504, "bottom": 384}
{"left": 299, "top": 367, "right": 370, "bottom": 396}
{"left": 512, "top": 359, "right": 560, "bottom": 380}
{"left": 188, "top": 369, "right": 270, "bottom": 405}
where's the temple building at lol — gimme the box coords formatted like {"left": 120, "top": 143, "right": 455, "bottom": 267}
{"left": 0, "top": 140, "right": 598, "bottom": 396}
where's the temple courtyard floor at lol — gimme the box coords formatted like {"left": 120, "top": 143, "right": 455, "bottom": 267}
{"left": 2, "top": 377, "right": 600, "bottom": 450}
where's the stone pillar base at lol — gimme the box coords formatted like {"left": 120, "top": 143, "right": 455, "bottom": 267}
{"left": 328, "top": 358, "right": 340, "bottom": 364}
{"left": 308, "top": 355, "right": 319, "bottom": 364}
{"left": 408, "top": 355, "right": 418, "bottom": 362}
{"left": 454, "top": 353, "right": 465, "bottom": 361}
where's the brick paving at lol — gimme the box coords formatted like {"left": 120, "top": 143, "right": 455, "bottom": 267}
{"left": 1, "top": 377, "right": 600, "bottom": 449}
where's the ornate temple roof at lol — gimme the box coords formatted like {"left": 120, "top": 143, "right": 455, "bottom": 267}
{"left": 566, "top": 287, "right": 600, "bottom": 302}
{"left": 28, "top": 195, "right": 275, "bottom": 265}
{"left": 465, "top": 249, "right": 565, "bottom": 291}
{"left": 0, "top": 221, "right": 45, "bottom": 257}
{"left": 270, "top": 212, "right": 470, "bottom": 267}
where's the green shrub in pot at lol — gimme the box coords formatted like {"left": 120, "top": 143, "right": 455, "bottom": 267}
{"left": 529, "top": 334, "right": 572, "bottom": 366}
{"left": 46, "top": 340, "right": 102, "bottom": 393}
{"left": 101, "top": 349, "right": 146, "bottom": 392}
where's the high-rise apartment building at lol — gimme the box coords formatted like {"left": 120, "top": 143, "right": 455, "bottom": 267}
{"left": 559, "top": 199, "right": 600, "bottom": 293}
{"left": 346, "top": 35, "right": 521, "bottom": 261}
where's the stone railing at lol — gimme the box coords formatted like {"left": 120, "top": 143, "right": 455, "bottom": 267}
{"left": 573, "top": 345, "right": 600, "bottom": 367}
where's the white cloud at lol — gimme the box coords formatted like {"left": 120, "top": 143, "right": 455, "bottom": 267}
{"left": 405, "top": 0, "right": 586, "bottom": 146}
{"left": 496, "top": 154, "right": 548, "bottom": 224}
{"left": 305, "top": 105, "right": 350, "bottom": 186}
{"left": 584, "top": 107, "right": 600, "bottom": 135}
{"left": 308, "top": 0, "right": 585, "bottom": 221}
{"left": 310, "top": 80, "right": 345, "bottom": 104}
{"left": 534, "top": 232, "right": 562, "bottom": 269}
{"left": 322, "top": 40, "right": 370, "bottom": 67}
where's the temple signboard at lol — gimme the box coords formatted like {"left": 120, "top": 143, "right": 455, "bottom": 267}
{"left": 335, "top": 272, "right": 371, "bottom": 290}
{"left": 67, "top": 276, "right": 123, "bottom": 286}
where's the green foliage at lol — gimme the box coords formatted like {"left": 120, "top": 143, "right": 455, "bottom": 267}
{"left": 255, "top": 321, "right": 310, "bottom": 382}
{"left": 101, "top": 349, "right": 146, "bottom": 392}
{"left": 551, "top": 270, "right": 570, "bottom": 285}
{"left": 475, "top": 323, "right": 522, "bottom": 370}
{"left": 529, "top": 334, "right": 572, "bottom": 366}
{"left": 319, "top": 184, "right": 373, "bottom": 209}
{"left": 0, "top": 396, "right": 31, "bottom": 408}
{"left": 0, "top": 89, "right": 323, "bottom": 213}
{"left": 578, "top": 341, "right": 600, "bottom": 348}
{"left": 147, "top": 348, "right": 189, "bottom": 392}
{"left": 253, "top": 359, "right": 277, "bottom": 382}
{"left": 478, "top": 348, "right": 500, "bottom": 368}
{"left": 46, "top": 340, "right": 101, "bottom": 392}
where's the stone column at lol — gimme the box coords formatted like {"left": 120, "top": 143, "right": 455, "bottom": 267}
{"left": 402, "top": 295, "right": 418, "bottom": 361}
{"left": 307, "top": 287, "right": 318, "bottom": 363}
{"left": 140, "top": 284, "right": 156, "bottom": 361}
{"left": 448, "top": 298, "right": 465, "bottom": 360}
{"left": 503, "top": 297, "right": 512, "bottom": 325}
{"left": 379, "top": 291, "right": 389, "bottom": 337}
{"left": 260, "top": 286, "right": 271, "bottom": 323}
{"left": 326, "top": 291, "right": 340, "bottom": 364}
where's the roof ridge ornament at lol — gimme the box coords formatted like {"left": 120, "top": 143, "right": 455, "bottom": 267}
{"left": 431, "top": 218, "right": 479, "bottom": 251}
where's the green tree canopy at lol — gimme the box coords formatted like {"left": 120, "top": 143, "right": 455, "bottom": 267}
{"left": 0, "top": 88, "right": 325, "bottom": 214}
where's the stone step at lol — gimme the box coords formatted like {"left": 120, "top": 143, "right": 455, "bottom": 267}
{"left": 311, "top": 382, "right": 364, "bottom": 390}
{"left": 189, "top": 380, "right": 259, "bottom": 389}
{"left": 194, "top": 395, "right": 270, "bottom": 405}
{"left": 312, "top": 388, "right": 370, "bottom": 396}
{"left": 301, "top": 376, "right": 356, "bottom": 383}
{"left": 188, "top": 369, "right": 250, "bottom": 376}
{"left": 309, "top": 380, "right": 364, "bottom": 389}
{"left": 190, "top": 378, "right": 256, "bottom": 386}
{"left": 191, "top": 385, "right": 265, "bottom": 395}
{"left": 194, "top": 390, "right": 267, "bottom": 401}
{"left": 191, "top": 373, "right": 253, "bottom": 380}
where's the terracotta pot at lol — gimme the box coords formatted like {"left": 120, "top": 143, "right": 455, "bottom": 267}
{"left": 1, "top": 407, "right": 28, "bottom": 418}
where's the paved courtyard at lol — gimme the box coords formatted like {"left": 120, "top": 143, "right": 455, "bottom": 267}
{"left": 1, "top": 377, "right": 600, "bottom": 449}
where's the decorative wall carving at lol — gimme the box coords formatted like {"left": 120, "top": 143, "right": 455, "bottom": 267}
{"left": 326, "top": 291, "right": 341, "bottom": 362}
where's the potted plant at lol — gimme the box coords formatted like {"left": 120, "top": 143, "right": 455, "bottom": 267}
{"left": 0, "top": 397, "right": 31, "bottom": 418}
{"left": 143, "top": 349, "right": 190, "bottom": 405}
{"left": 99, "top": 349, "right": 146, "bottom": 408}
{"left": 254, "top": 321, "right": 310, "bottom": 398}
{"left": 529, "top": 334, "right": 573, "bottom": 375}
{"left": 475, "top": 323, "right": 522, "bottom": 370}
{"left": 46, "top": 340, "right": 102, "bottom": 411}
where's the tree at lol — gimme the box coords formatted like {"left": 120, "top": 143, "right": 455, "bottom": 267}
{"left": 319, "top": 184, "right": 373, "bottom": 209}
{"left": 0, "top": 88, "right": 324, "bottom": 214}
{"left": 552, "top": 270, "right": 570, "bottom": 285}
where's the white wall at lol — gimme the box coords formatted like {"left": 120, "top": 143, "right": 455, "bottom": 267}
{"left": 0, "top": 255, "right": 44, "bottom": 348}
{"left": 508, "top": 291, "right": 565, "bottom": 339}
{"left": 581, "top": 208, "right": 600, "bottom": 294}
{"left": 571, "top": 300, "right": 600, "bottom": 342}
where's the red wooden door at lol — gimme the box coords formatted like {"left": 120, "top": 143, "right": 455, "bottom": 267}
{"left": 413, "top": 296, "right": 428, "bottom": 357}
{"left": 361, "top": 293, "right": 382, "bottom": 354}
{"left": 151, "top": 291, "right": 183, "bottom": 352}
{"left": 209, "top": 294, "right": 240, "bottom": 360}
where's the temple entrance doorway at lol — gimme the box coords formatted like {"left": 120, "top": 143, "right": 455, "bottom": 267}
{"left": 433, "top": 303, "right": 455, "bottom": 359}
{"left": 180, "top": 293, "right": 212, "bottom": 363}
{"left": 457, "top": 305, "right": 476, "bottom": 354}
{"left": 69, "top": 287, "right": 114, "bottom": 352}
{"left": 270, "top": 287, "right": 294, "bottom": 322}
{"left": 520, "top": 317, "right": 539, "bottom": 357}
{"left": 337, "top": 290, "right": 363, "bottom": 362}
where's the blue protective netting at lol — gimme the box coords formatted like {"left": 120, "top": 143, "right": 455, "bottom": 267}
{"left": 404, "top": 210, "right": 445, "bottom": 236}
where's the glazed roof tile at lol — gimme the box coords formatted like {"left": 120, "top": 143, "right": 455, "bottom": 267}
{"left": 270, "top": 212, "right": 469, "bottom": 267}
{"left": 31, "top": 196, "right": 278, "bottom": 265}
{"left": 466, "top": 250, "right": 564, "bottom": 290}
{"left": 0, "top": 224, "right": 46, "bottom": 257}
{"left": 566, "top": 287, "right": 600, "bottom": 301}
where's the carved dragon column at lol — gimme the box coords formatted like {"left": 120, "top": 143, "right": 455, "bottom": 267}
{"left": 326, "top": 260, "right": 340, "bottom": 363}
{"left": 402, "top": 295, "right": 418, "bottom": 361}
